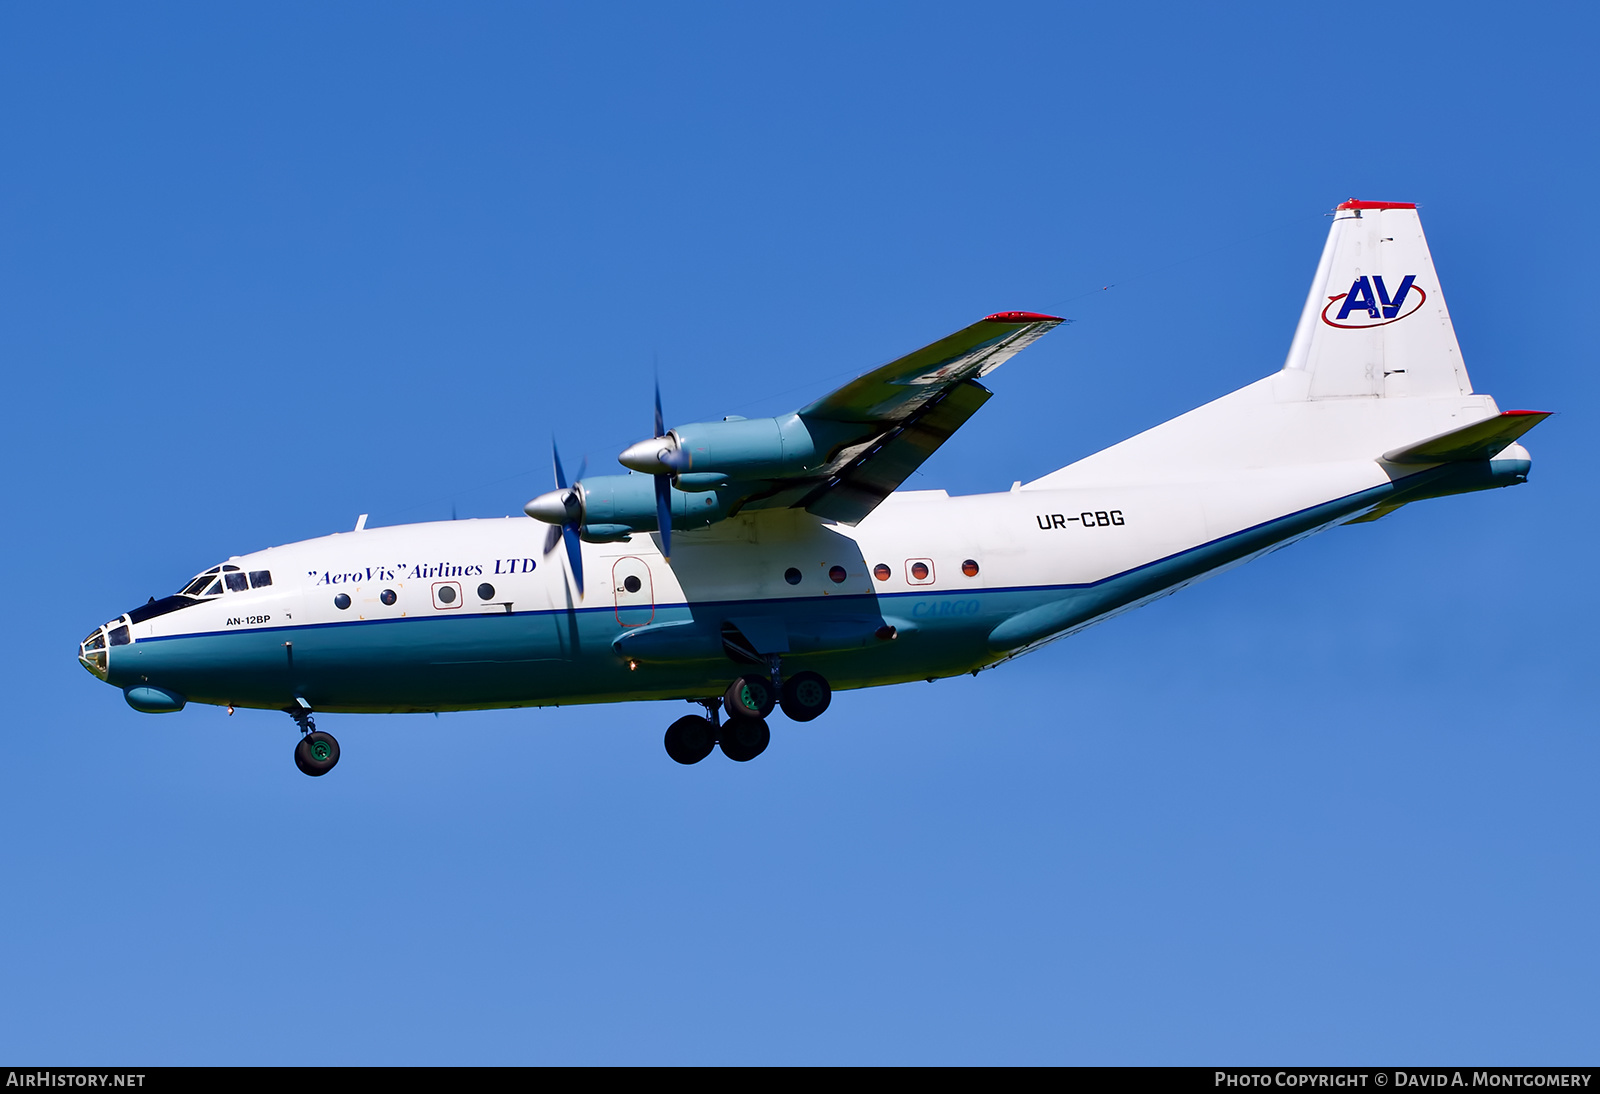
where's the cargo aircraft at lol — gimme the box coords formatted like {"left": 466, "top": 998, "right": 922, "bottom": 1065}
{"left": 79, "top": 201, "right": 1548, "bottom": 774}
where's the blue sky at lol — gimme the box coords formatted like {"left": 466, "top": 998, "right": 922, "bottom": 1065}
{"left": 3, "top": 2, "right": 1595, "bottom": 1063}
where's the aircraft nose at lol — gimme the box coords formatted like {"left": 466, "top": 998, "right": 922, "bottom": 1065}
{"left": 79, "top": 625, "right": 109, "bottom": 679}
{"left": 79, "top": 617, "right": 130, "bottom": 682}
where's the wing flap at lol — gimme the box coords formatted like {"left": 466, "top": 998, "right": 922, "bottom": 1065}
{"left": 802, "top": 379, "right": 993, "bottom": 524}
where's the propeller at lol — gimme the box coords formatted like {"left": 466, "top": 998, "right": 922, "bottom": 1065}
{"left": 618, "top": 379, "right": 690, "bottom": 558}
{"left": 524, "top": 440, "right": 586, "bottom": 596}
{"left": 651, "top": 381, "right": 674, "bottom": 559}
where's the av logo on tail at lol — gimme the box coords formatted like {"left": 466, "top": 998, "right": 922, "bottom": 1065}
{"left": 1321, "top": 275, "right": 1426, "bottom": 328}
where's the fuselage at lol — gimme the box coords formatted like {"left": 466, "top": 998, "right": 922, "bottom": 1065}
{"left": 79, "top": 382, "right": 1531, "bottom": 717}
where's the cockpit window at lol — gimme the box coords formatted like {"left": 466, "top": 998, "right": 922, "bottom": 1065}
{"left": 177, "top": 564, "right": 266, "bottom": 598}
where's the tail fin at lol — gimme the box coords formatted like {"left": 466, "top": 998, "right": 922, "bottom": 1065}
{"left": 1281, "top": 200, "right": 1472, "bottom": 400}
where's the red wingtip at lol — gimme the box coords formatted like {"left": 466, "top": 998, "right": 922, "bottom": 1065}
{"left": 983, "top": 311, "right": 1064, "bottom": 323}
{"left": 1336, "top": 199, "right": 1418, "bottom": 210}
{"left": 1503, "top": 409, "right": 1553, "bottom": 417}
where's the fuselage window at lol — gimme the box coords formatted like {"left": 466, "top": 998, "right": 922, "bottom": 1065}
{"left": 225, "top": 572, "right": 249, "bottom": 593}
{"left": 249, "top": 571, "right": 272, "bottom": 589}
{"left": 873, "top": 564, "right": 891, "bottom": 582}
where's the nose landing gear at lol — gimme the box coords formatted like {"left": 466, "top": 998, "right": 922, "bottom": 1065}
{"left": 287, "top": 702, "right": 341, "bottom": 777}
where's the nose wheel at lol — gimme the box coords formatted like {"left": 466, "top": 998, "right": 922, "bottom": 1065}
{"left": 287, "top": 703, "right": 340, "bottom": 777}
{"left": 295, "top": 731, "right": 341, "bottom": 776}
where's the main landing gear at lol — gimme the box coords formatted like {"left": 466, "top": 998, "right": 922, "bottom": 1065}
{"left": 663, "top": 666, "right": 832, "bottom": 765}
{"left": 287, "top": 702, "right": 340, "bottom": 777}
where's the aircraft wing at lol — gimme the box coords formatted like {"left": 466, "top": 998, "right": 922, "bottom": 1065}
{"left": 778, "top": 312, "right": 1063, "bottom": 523}
{"left": 798, "top": 312, "right": 1064, "bottom": 424}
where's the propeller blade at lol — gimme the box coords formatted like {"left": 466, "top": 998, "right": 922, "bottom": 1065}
{"left": 655, "top": 473, "right": 672, "bottom": 560}
{"left": 654, "top": 377, "right": 665, "bottom": 439}
{"left": 542, "top": 438, "right": 587, "bottom": 597}
{"left": 552, "top": 440, "right": 569, "bottom": 491}
{"left": 561, "top": 524, "right": 585, "bottom": 597}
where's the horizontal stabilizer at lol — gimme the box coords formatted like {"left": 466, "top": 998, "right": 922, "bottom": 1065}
{"left": 1343, "top": 501, "right": 1409, "bottom": 524}
{"left": 1383, "top": 410, "right": 1551, "bottom": 465}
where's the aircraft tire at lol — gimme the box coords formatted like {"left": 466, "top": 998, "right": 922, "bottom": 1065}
{"left": 779, "top": 671, "right": 831, "bottom": 722}
{"left": 294, "top": 731, "right": 340, "bottom": 777}
{"left": 719, "top": 716, "right": 770, "bottom": 762}
{"left": 724, "top": 675, "right": 776, "bottom": 721}
{"left": 664, "top": 715, "right": 716, "bottom": 765}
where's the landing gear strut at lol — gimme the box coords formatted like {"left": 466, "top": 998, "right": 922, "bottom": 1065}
{"left": 287, "top": 702, "right": 340, "bottom": 777}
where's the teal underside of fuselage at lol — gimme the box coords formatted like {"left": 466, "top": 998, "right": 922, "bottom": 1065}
{"left": 100, "top": 460, "right": 1525, "bottom": 714}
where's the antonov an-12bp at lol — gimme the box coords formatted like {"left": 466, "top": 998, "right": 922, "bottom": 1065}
{"left": 80, "top": 200, "right": 1548, "bottom": 774}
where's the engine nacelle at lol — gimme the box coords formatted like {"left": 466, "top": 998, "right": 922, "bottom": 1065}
{"left": 574, "top": 473, "right": 737, "bottom": 537}
{"left": 619, "top": 413, "right": 851, "bottom": 481}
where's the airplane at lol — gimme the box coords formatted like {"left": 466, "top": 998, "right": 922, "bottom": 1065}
{"left": 79, "top": 200, "right": 1549, "bottom": 775}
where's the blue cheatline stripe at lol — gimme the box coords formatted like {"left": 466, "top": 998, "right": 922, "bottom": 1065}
{"left": 108, "top": 464, "right": 1518, "bottom": 712}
